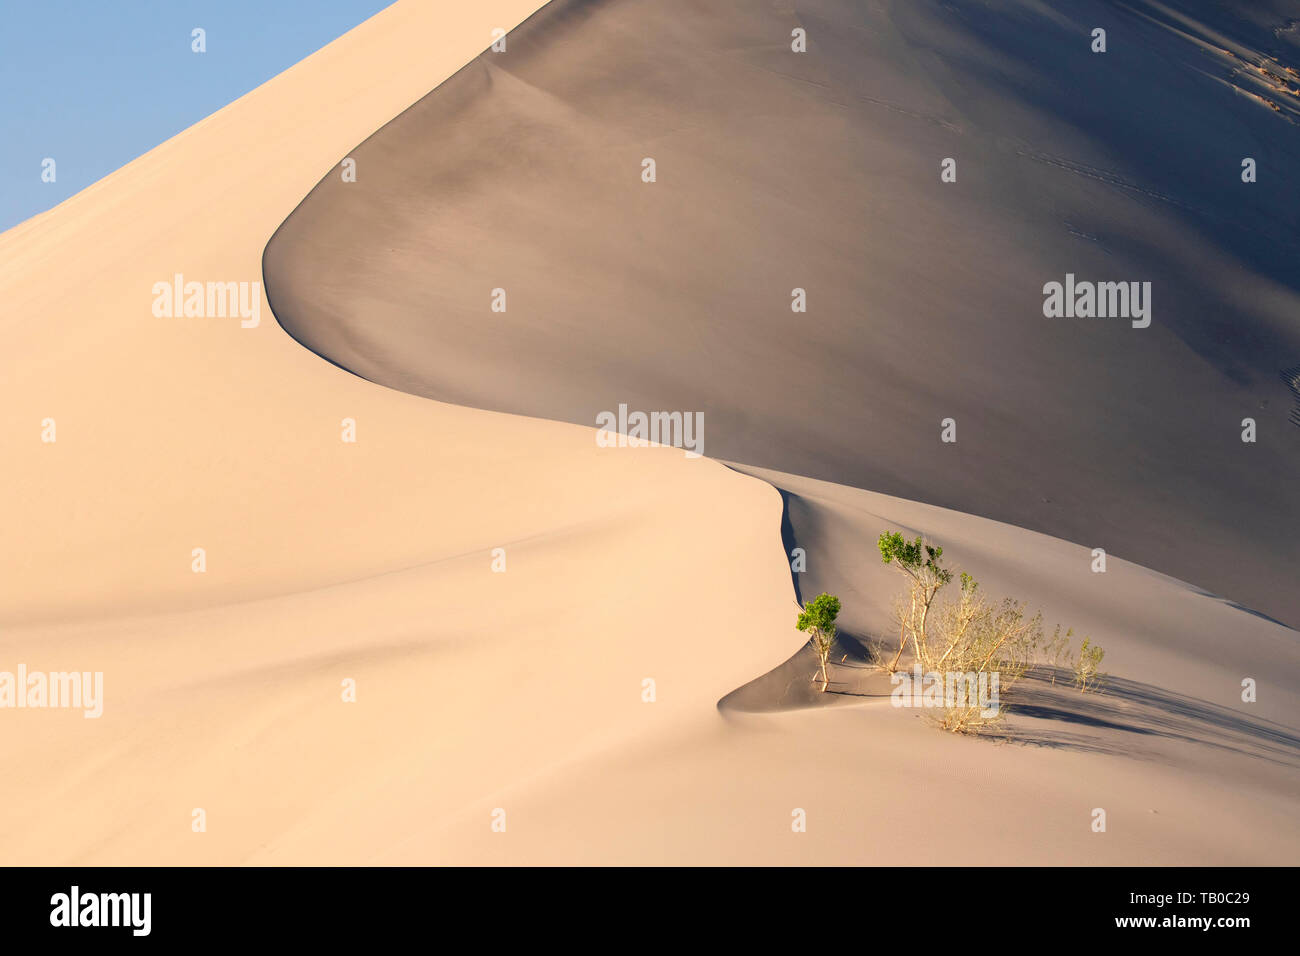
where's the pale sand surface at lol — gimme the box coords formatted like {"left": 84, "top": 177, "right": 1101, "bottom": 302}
{"left": 265, "top": 0, "right": 1300, "bottom": 628}
{"left": 1, "top": 0, "right": 1296, "bottom": 864}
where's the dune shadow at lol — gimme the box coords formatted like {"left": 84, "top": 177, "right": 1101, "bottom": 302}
{"left": 262, "top": 0, "right": 1300, "bottom": 629}
{"left": 1006, "top": 671, "right": 1300, "bottom": 767}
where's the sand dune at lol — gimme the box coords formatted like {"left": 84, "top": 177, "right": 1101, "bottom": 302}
{"left": 725, "top": 464, "right": 1299, "bottom": 733}
{"left": 2, "top": 0, "right": 1297, "bottom": 865}
{"left": 265, "top": 0, "right": 1300, "bottom": 628}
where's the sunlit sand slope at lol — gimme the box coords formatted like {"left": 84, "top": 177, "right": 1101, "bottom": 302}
{"left": 0, "top": 0, "right": 783, "bottom": 862}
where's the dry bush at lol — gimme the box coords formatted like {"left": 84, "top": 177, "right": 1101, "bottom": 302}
{"left": 1073, "top": 637, "right": 1106, "bottom": 693}
{"left": 1039, "top": 625, "right": 1075, "bottom": 685}
{"left": 924, "top": 575, "right": 1044, "bottom": 732}
{"left": 877, "top": 531, "right": 1105, "bottom": 734}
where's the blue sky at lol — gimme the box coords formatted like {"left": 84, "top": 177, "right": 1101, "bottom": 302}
{"left": 0, "top": 0, "right": 393, "bottom": 231}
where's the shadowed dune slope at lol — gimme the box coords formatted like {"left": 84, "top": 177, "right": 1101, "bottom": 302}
{"left": 265, "top": 0, "right": 1300, "bottom": 627}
